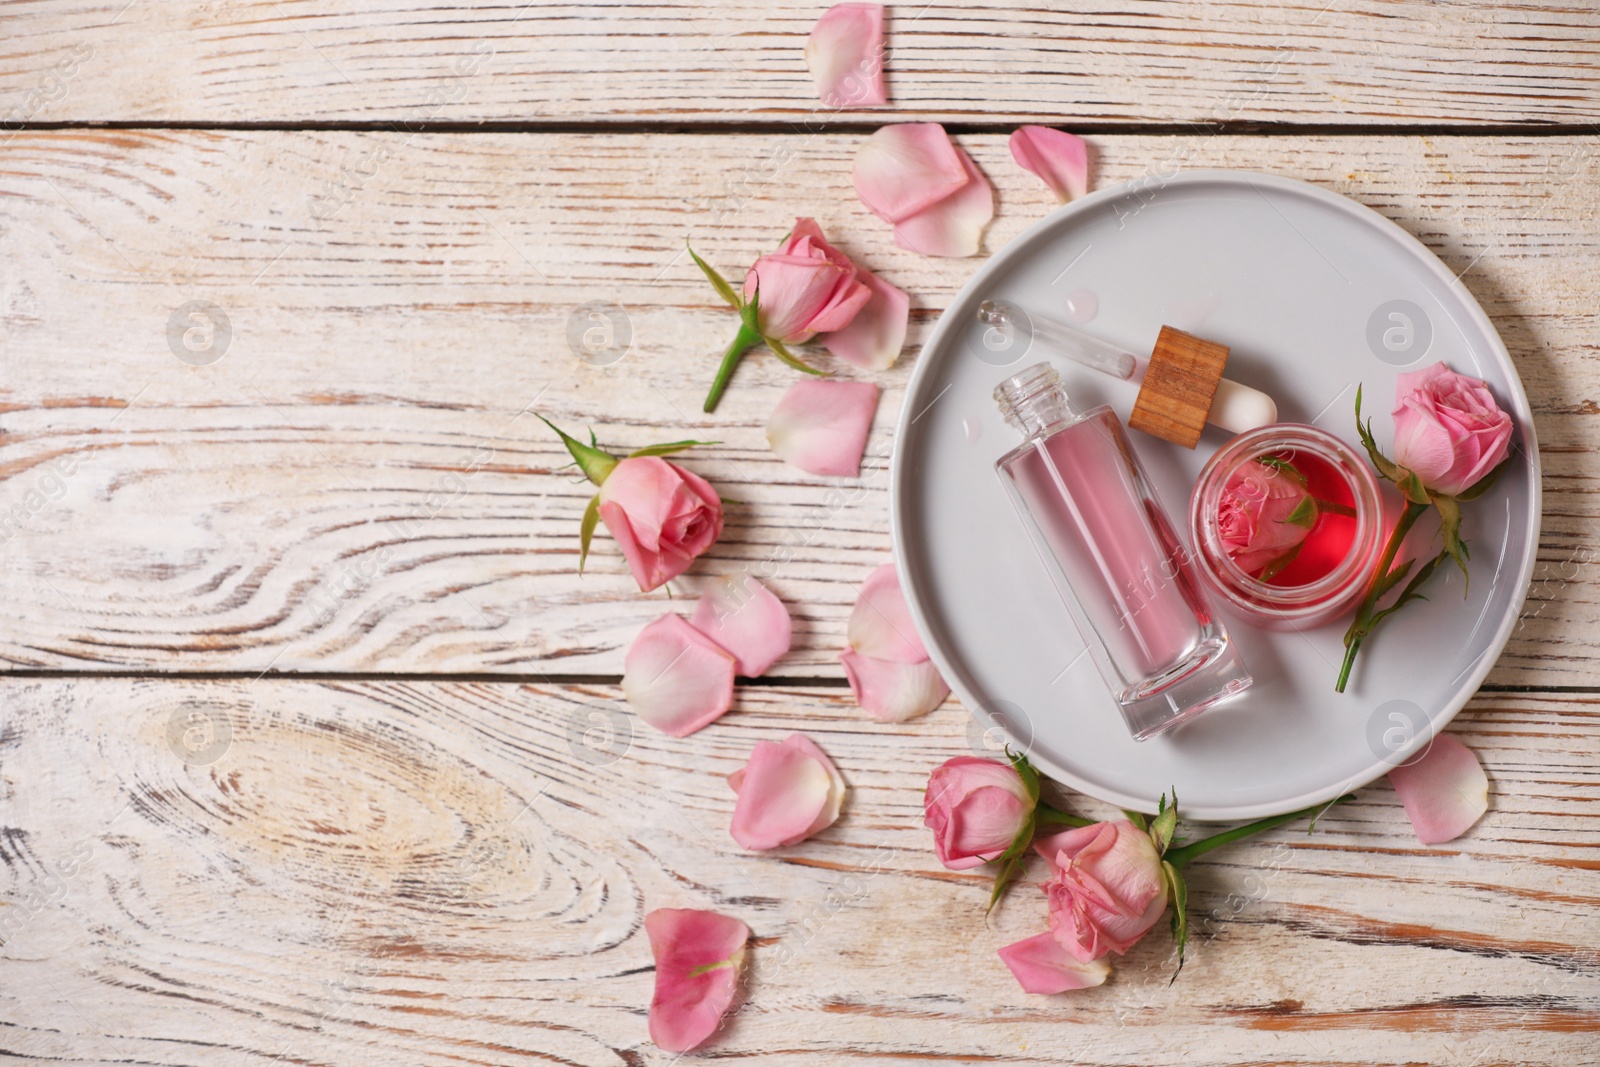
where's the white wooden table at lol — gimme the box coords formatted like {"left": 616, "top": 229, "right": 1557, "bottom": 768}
{"left": 1, "top": 3, "right": 1598, "bottom": 1064}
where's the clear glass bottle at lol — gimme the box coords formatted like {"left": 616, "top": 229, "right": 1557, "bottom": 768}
{"left": 994, "top": 362, "right": 1252, "bottom": 740}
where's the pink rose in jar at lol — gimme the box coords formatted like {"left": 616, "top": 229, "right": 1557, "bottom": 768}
{"left": 1391, "top": 362, "right": 1513, "bottom": 497}
{"left": 1217, "top": 458, "right": 1316, "bottom": 578}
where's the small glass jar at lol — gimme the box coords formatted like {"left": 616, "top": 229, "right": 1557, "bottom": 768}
{"left": 1188, "top": 424, "right": 1383, "bottom": 629}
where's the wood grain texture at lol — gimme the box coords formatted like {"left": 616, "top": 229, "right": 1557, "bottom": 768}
{"left": 2, "top": 129, "right": 1598, "bottom": 681}
{"left": 1, "top": 2, "right": 1600, "bottom": 127}
{"left": 0, "top": 678, "right": 1594, "bottom": 1065}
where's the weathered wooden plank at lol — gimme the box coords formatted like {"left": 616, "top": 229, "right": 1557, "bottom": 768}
{"left": 0, "top": 679, "right": 1594, "bottom": 1065}
{"left": 1, "top": 2, "right": 1599, "bottom": 128}
{"left": 1, "top": 130, "right": 1598, "bottom": 681}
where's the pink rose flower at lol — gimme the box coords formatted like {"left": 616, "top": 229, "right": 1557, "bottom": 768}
{"left": 1391, "top": 362, "right": 1513, "bottom": 496}
{"left": 743, "top": 218, "right": 872, "bottom": 344}
{"left": 923, "top": 756, "right": 1034, "bottom": 870}
{"left": 597, "top": 456, "right": 724, "bottom": 593}
{"left": 1217, "top": 459, "right": 1314, "bottom": 577}
{"left": 1035, "top": 820, "right": 1168, "bottom": 962}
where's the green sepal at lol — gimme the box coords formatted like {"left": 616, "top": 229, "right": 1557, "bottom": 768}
{"left": 688, "top": 243, "right": 743, "bottom": 310}
{"left": 1283, "top": 495, "right": 1318, "bottom": 529}
{"left": 767, "top": 336, "right": 828, "bottom": 376}
{"left": 1122, "top": 809, "right": 1149, "bottom": 831}
{"left": 1396, "top": 468, "right": 1430, "bottom": 505}
{"left": 1256, "top": 544, "right": 1303, "bottom": 584}
{"left": 985, "top": 748, "right": 1043, "bottom": 914}
{"left": 627, "top": 439, "right": 720, "bottom": 459}
{"left": 1007, "top": 747, "right": 1042, "bottom": 804}
{"left": 1432, "top": 493, "right": 1471, "bottom": 586}
{"left": 1254, "top": 454, "right": 1306, "bottom": 484}
{"left": 1162, "top": 859, "right": 1190, "bottom": 981}
{"left": 578, "top": 493, "right": 601, "bottom": 573}
{"left": 537, "top": 414, "right": 620, "bottom": 487}
{"left": 1455, "top": 456, "right": 1513, "bottom": 502}
{"left": 1355, "top": 386, "right": 1415, "bottom": 492}
{"left": 1149, "top": 791, "right": 1179, "bottom": 855}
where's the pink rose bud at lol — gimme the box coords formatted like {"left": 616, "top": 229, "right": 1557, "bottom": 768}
{"left": 1035, "top": 820, "right": 1168, "bottom": 962}
{"left": 1217, "top": 458, "right": 1316, "bottom": 577}
{"left": 1391, "top": 361, "right": 1513, "bottom": 497}
{"left": 923, "top": 756, "right": 1034, "bottom": 870}
{"left": 743, "top": 218, "right": 871, "bottom": 344}
{"left": 596, "top": 456, "right": 724, "bottom": 593}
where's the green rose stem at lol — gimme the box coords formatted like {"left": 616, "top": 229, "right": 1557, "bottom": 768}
{"left": 703, "top": 303, "right": 763, "bottom": 414}
{"left": 1162, "top": 794, "right": 1354, "bottom": 869}
{"left": 691, "top": 244, "right": 827, "bottom": 413}
{"left": 1336, "top": 499, "right": 1432, "bottom": 693}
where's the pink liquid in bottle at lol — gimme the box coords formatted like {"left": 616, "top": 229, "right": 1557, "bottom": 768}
{"left": 1005, "top": 409, "right": 1212, "bottom": 678}
{"left": 995, "top": 363, "right": 1250, "bottom": 739}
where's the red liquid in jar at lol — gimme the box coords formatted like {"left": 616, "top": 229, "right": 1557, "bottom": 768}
{"left": 1266, "top": 449, "right": 1357, "bottom": 587}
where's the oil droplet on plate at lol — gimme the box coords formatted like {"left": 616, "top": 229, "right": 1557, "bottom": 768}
{"left": 962, "top": 416, "right": 982, "bottom": 444}
{"left": 1162, "top": 292, "right": 1222, "bottom": 333}
{"left": 1064, "top": 289, "right": 1098, "bottom": 324}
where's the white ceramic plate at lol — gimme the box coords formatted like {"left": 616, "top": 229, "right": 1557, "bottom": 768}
{"left": 890, "top": 170, "right": 1540, "bottom": 821}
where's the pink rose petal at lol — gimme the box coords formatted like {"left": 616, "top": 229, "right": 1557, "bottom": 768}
{"left": 766, "top": 379, "right": 880, "bottom": 478}
{"left": 820, "top": 265, "right": 909, "bottom": 371}
{"left": 847, "top": 563, "right": 927, "bottom": 662}
{"left": 728, "top": 733, "right": 846, "bottom": 849}
{"left": 1009, "top": 125, "right": 1089, "bottom": 203}
{"left": 622, "top": 613, "right": 737, "bottom": 737}
{"left": 997, "top": 931, "right": 1112, "bottom": 994}
{"left": 891, "top": 145, "right": 994, "bottom": 258}
{"left": 1388, "top": 733, "right": 1489, "bottom": 845}
{"left": 690, "top": 574, "right": 793, "bottom": 677}
{"left": 646, "top": 908, "right": 749, "bottom": 1052}
{"left": 805, "top": 3, "right": 886, "bottom": 109}
{"left": 852, "top": 123, "right": 969, "bottom": 224}
{"left": 841, "top": 649, "right": 948, "bottom": 722}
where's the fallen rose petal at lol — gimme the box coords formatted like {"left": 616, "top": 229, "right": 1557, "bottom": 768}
{"left": 646, "top": 908, "right": 749, "bottom": 1052}
{"left": 622, "top": 613, "right": 737, "bottom": 737}
{"left": 853, "top": 123, "right": 969, "bottom": 224}
{"left": 766, "top": 379, "right": 879, "bottom": 478}
{"left": 1388, "top": 733, "right": 1489, "bottom": 845}
{"left": 848, "top": 562, "right": 927, "bottom": 662}
{"left": 690, "top": 575, "right": 793, "bottom": 677}
{"left": 997, "top": 931, "right": 1112, "bottom": 994}
{"left": 820, "top": 265, "right": 910, "bottom": 371}
{"left": 891, "top": 144, "right": 994, "bottom": 258}
{"left": 841, "top": 649, "right": 949, "bottom": 722}
{"left": 805, "top": 3, "right": 886, "bottom": 109}
{"left": 728, "top": 733, "right": 847, "bottom": 849}
{"left": 1009, "top": 125, "right": 1089, "bottom": 203}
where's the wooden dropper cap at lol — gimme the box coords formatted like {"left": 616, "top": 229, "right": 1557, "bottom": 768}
{"left": 1128, "top": 326, "right": 1230, "bottom": 449}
